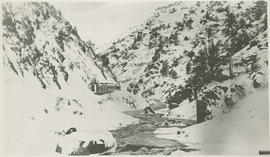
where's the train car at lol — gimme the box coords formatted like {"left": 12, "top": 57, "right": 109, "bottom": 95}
{"left": 90, "top": 83, "right": 121, "bottom": 95}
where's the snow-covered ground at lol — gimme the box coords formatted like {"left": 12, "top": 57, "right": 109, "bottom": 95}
{"left": 2, "top": 1, "right": 268, "bottom": 156}
{"left": 156, "top": 99, "right": 197, "bottom": 120}
{"left": 2, "top": 2, "right": 146, "bottom": 155}
{"left": 154, "top": 89, "right": 269, "bottom": 155}
{"left": 105, "top": 90, "right": 149, "bottom": 110}
{"left": 3, "top": 67, "right": 139, "bottom": 155}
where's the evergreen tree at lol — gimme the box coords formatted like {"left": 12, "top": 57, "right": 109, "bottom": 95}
{"left": 253, "top": 0, "right": 267, "bottom": 20}
{"left": 223, "top": 7, "right": 238, "bottom": 79}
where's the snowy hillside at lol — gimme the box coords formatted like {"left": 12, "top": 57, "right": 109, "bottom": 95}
{"left": 104, "top": 1, "right": 268, "bottom": 120}
{"left": 155, "top": 89, "right": 269, "bottom": 155}
{"left": 2, "top": 1, "right": 268, "bottom": 156}
{"left": 3, "top": 2, "right": 115, "bottom": 89}
{"left": 2, "top": 2, "right": 146, "bottom": 155}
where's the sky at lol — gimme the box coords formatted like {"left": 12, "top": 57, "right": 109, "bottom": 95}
{"left": 52, "top": 1, "right": 169, "bottom": 51}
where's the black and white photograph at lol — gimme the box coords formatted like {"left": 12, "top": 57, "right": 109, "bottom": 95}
{"left": 1, "top": 0, "right": 269, "bottom": 155}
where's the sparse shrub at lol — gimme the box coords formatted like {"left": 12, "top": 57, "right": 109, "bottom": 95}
{"left": 248, "top": 40, "right": 259, "bottom": 50}
{"left": 24, "top": 25, "right": 35, "bottom": 45}
{"left": 175, "top": 21, "right": 185, "bottom": 31}
{"left": 152, "top": 51, "right": 160, "bottom": 62}
{"left": 60, "top": 66, "right": 69, "bottom": 82}
{"left": 100, "top": 54, "right": 110, "bottom": 67}
{"left": 55, "top": 30, "right": 66, "bottom": 51}
{"left": 160, "top": 61, "right": 169, "bottom": 76}
{"left": 186, "top": 50, "right": 195, "bottom": 58}
{"left": 170, "top": 8, "right": 177, "bottom": 14}
{"left": 69, "top": 62, "right": 75, "bottom": 70}
{"left": 172, "top": 58, "right": 180, "bottom": 67}
{"left": 170, "top": 70, "right": 177, "bottom": 79}
{"left": 127, "top": 82, "right": 140, "bottom": 94}
{"left": 169, "top": 31, "right": 179, "bottom": 45}
{"left": 216, "top": 7, "right": 227, "bottom": 13}
{"left": 185, "top": 18, "right": 193, "bottom": 29}
{"left": 141, "top": 89, "right": 154, "bottom": 98}
{"left": 138, "top": 79, "right": 143, "bottom": 84}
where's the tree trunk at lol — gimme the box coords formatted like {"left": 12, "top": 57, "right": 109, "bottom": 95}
{"left": 229, "top": 52, "right": 234, "bottom": 79}
{"left": 196, "top": 99, "right": 207, "bottom": 123}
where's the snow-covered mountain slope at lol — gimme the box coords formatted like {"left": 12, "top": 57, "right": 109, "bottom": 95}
{"left": 2, "top": 2, "right": 144, "bottom": 155}
{"left": 103, "top": 1, "right": 268, "bottom": 119}
{"left": 157, "top": 29, "right": 268, "bottom": 121}
{"left": 3, "top": 2, "right": 114, "bottom": 89}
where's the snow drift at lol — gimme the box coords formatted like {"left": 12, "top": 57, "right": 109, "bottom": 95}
{"left": 155, "top": 89, "right": 269, "bottom": 155}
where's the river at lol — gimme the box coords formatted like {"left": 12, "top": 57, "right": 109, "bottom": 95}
{"left": 110, "top": 105, "right": 198, "bottom": 155}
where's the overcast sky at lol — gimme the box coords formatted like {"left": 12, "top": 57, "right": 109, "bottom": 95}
{"left": 52, "top": 1, "right": 169, "bottom": 50}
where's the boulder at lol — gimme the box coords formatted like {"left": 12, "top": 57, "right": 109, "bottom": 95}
{"left": 163, "top": 147, "right": 177, "bottom": 155}
{"left": 135, "top": 147, "right": 149, "bottom": 155}
{"left": 56, "top": 129, "right": 116, "bottom": 155}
